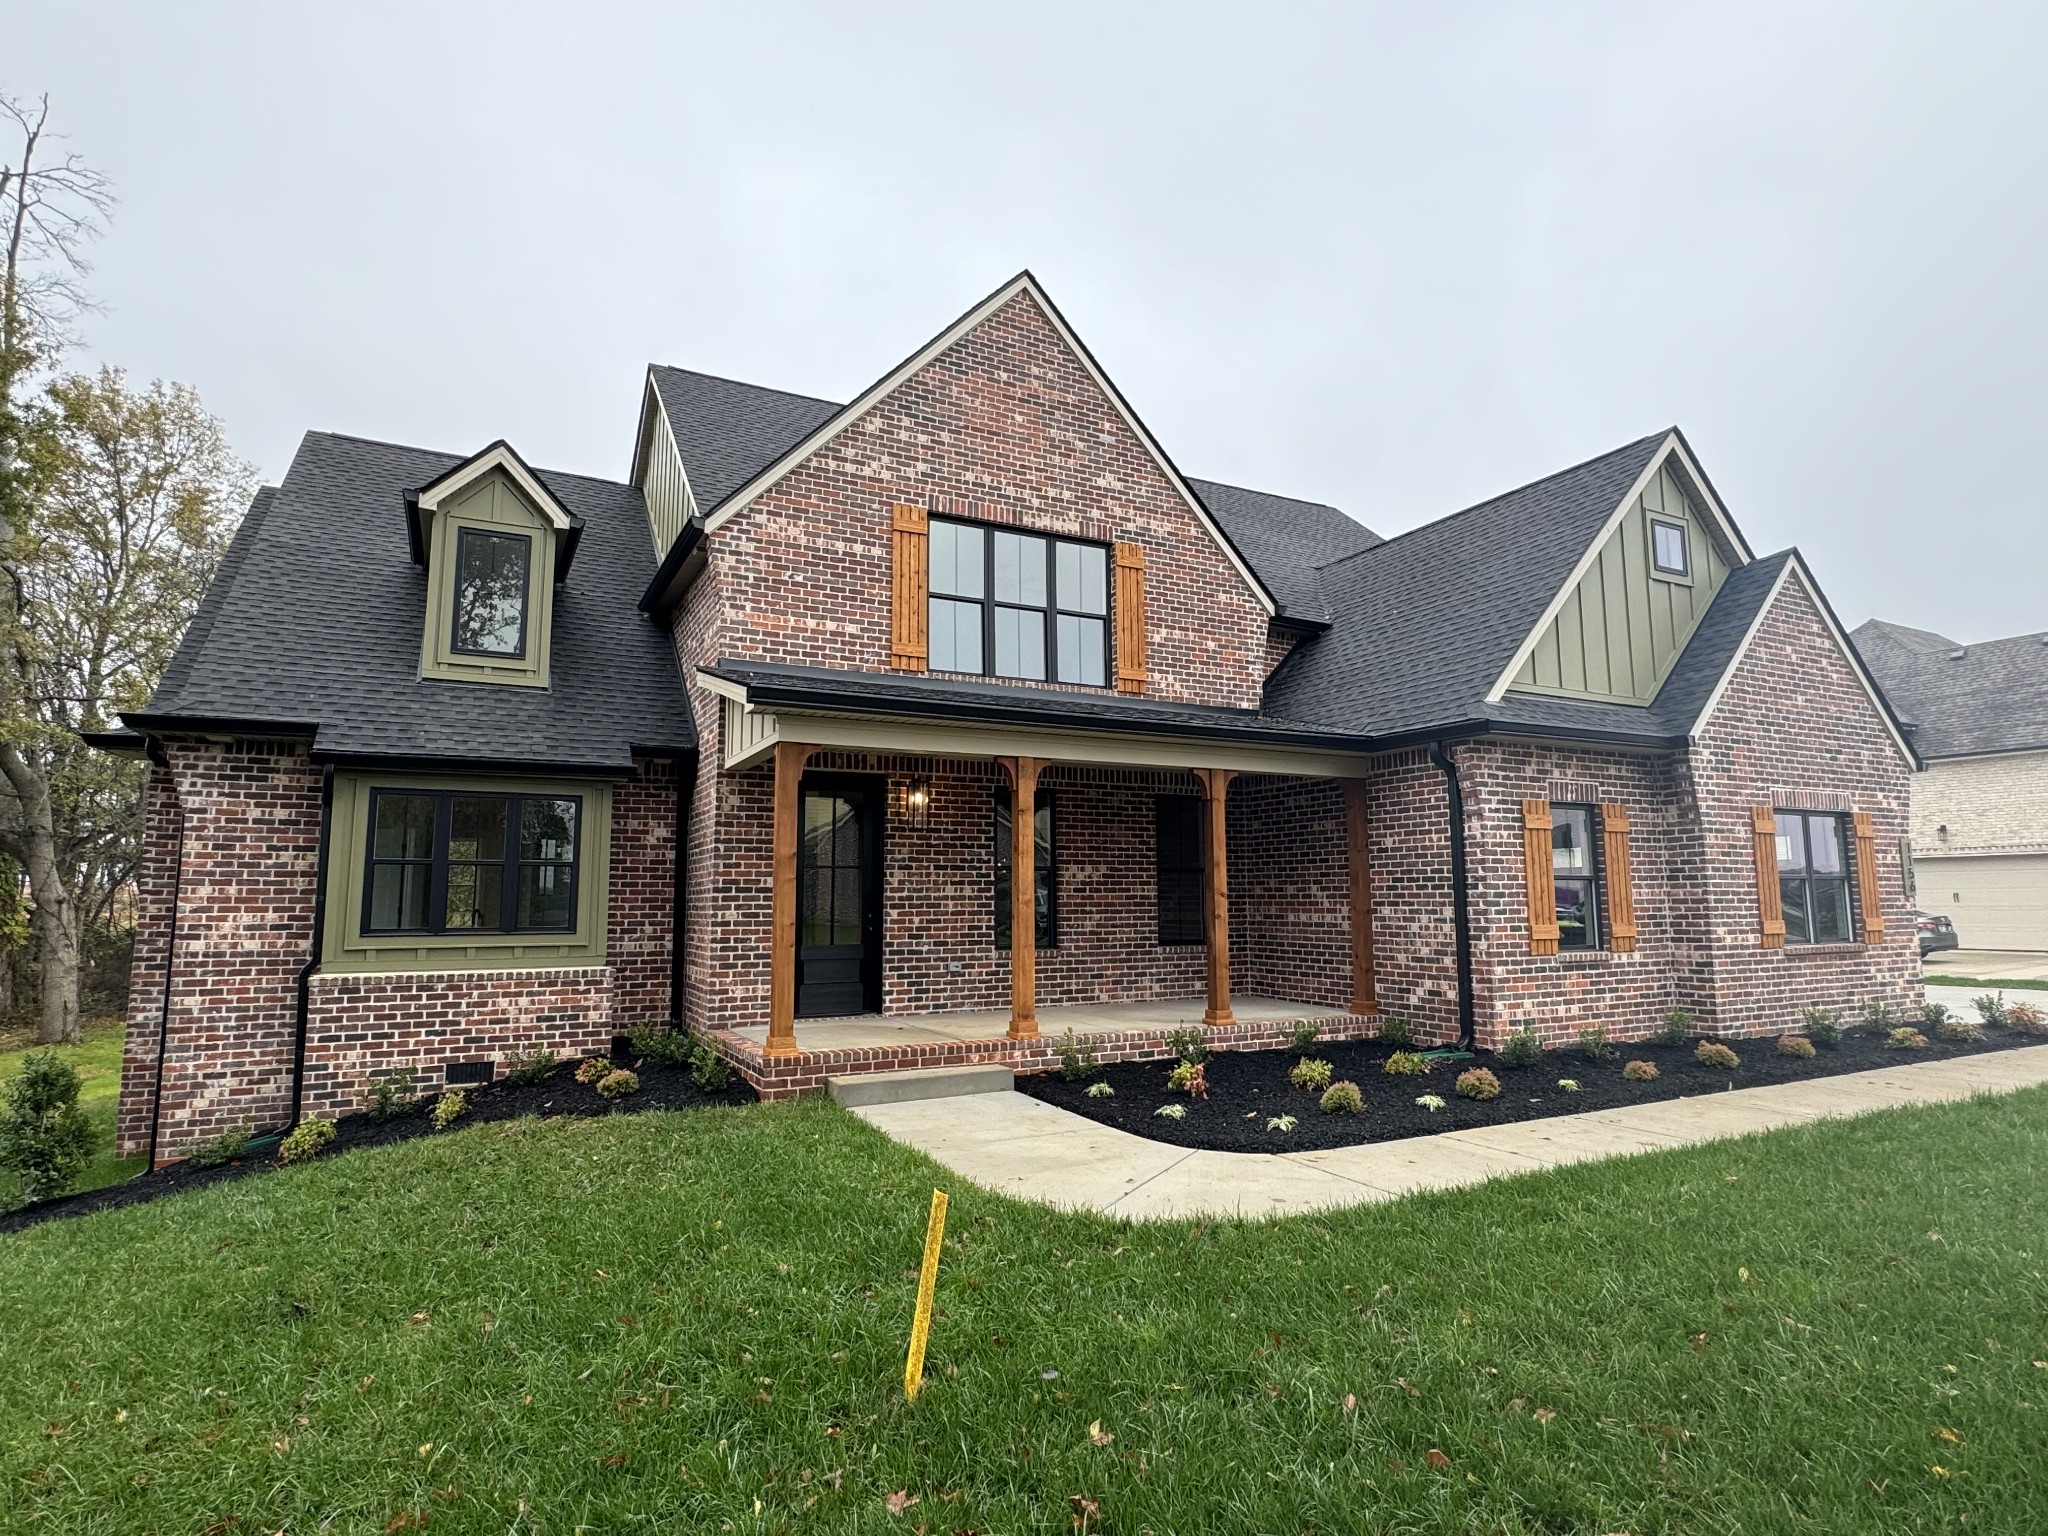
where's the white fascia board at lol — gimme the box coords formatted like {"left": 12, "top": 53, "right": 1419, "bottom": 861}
{"left": 698, "top": 273, "right": 1278, "bottom": 618}
{"left": 693, "top": 670, "right": 750, "bottom": 705}
{"left": 415, "top": 443, "right": 574, "bottom": 529}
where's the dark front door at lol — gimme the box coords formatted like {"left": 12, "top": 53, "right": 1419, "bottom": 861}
{"left": 797, "top": 777, "right": 882, "bottom": 1017}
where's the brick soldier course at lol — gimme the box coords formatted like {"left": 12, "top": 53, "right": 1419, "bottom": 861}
{"left": 98, "top": 271, "right": 1921, "bottom": 1162}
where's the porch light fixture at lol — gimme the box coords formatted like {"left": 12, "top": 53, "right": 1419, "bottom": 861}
{"left": 898, "top": 774, "right": 933, "bottom": 830}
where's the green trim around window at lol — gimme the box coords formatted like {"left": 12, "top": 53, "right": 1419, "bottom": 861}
{"left": 420, "top": 471, "right": 556, "bottom": 688}
{"left": 323, "top": 771, "right": 611, "bottom": 972}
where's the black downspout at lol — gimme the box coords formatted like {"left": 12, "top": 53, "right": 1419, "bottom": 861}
{"left": 1430, "top": 741, "right": 1477, "bottom": 1052}
{"left": 144, "top": 741, "right": 187, "bottom": 1171}
{"left": 668, "top": 755, "right": 698, "bottom": 1027}
{"left": 287, "top": 764, "right": 337, "bottom": 1134}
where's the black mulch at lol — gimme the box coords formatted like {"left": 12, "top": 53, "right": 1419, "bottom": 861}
{"left": 1, "top": 1055, "right": 755, "bottom": 1236}
{"left": 1017, "top": 1025, "right": 2044, "bottom": 1154}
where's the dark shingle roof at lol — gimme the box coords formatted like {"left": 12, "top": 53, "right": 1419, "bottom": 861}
{"left": 132, "top": 431, "right": 691, "bottom": 771}
{"left": 1185, "top": 478, "right": 1380, "bottom": 624}
{"left": 1853, "top": 617, "right": 2048, "bottom": 758}
{"left": 1260, "top": 432, "right": 1670, "bottom": 738}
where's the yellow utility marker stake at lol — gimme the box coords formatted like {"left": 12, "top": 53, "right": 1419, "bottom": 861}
{"left": 903, "top": 1188, "right": 949, "bottom": 1401}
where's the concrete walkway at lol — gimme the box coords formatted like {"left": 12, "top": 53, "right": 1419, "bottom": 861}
{"left": 1926, "top": 949, "right": 2048, "bottom": 983}
{"left": 852, "top": 1046, "right": 2048, "bottom": 1221}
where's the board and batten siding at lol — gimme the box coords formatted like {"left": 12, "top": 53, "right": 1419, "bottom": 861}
{"left": 639, "top": 391, "right": 697, "bottom": 558}
{"left": 1510, "top": 462, "right": 1732, "bottom": 703}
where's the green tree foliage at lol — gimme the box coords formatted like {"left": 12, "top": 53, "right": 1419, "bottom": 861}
{"left": 0, "top": 1047, "right": 97, "bottom": 1204}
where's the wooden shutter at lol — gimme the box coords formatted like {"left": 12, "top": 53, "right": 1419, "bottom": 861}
{"left": 1852, "top": 809, "right": 1884, "bottom": 943}
{"left": 1751, "top": 805, "right": 1786, "bottom": 948}
{"left": 1600, "top": 802, "right": 1637, "bottom": 953}
{"left": 889, "top": 504, "right": 928, "bottom": 671}
{"left": 1114, "top": 541, "right": 1147, "bottom": 695}
{"left": 1522, "top": 798, "right": 1559, "bottom": 956}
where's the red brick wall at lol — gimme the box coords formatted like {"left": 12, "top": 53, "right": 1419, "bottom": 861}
{"left": 1228, "top": 775, "right": 1354, "bottom": 1010}
{"left": 1359, "top": 752, "right": 1463, "bottom": 1043}
{"left": 115, "top": 764, "right": 185, "bottom": 1156}
{"left": 608, "top": 759, "right": 679, "bottom": 1026}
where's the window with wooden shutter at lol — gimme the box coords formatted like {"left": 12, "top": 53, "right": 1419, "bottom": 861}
{"left": 1751, "top": 805, "right": 1786, "bottom": 948}
{"left": 1114, "top": 541, "right": 1146, "bottom": 695}
{"left": 1600, "top": 802, "right": 1637, "bottom": 952}
{"left": 1522, "top": 798, "right": 1559, "bottom": 955}
{"left": 889, "top": 504, "right": 928, "bottom": 670}
{"left": 1851, "top": 809, "right": 1884, "bottom": 943}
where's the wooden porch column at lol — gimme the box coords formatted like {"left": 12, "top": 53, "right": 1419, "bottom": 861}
{"left": 1343, "top": 778, "right": 1379, "bottom": 1016}
{"left": 1000, "top": 756, "right": 1044, "bottom": 1039}
{"left": 767, "top": 740, "right": 817, "bottom": 1059}
{"left": 1193, "top": 767, "right": 1235, "bottom": 1028}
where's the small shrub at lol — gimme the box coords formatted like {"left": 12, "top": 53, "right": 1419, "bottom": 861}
{"left": 1377, "top": 1015, "right": 1413, "bottom": 1047}
{"left": 1651, "top": 1008, "right": 1695, "bottom": 1046}
{"left": 1320, "top": 1080, "right": 1364, "bottom": 1115}
{"left": 1266, "top": 1114, "right": 1299, "bottom": 1133}
{"left": 1382, "top": 1050, "right": 1430, "bottom": 1077}
{"left": 1937, "top": 1017, "right": 1984, "bottom": 1044}
{"left": 575, "top": 1056, "right": 613, "bottom": 1086}
{"left": 1056, "top": 1028, "right": 1101, "bottom": 1082}
{"left": 1557, "top": 1079, "right": 1581, "bottom": 1093}
{"left": 627, "top": 1024, "right": 689, "bottom": 1065}
{"left": 185, "top": 1125, "right": 253, "bottom": 1169}
{"left": 687, "top": 1037, "right": 733, "bottom": 1091}
{"left": 1289, "top": 1057, "right": 1334, "bottom": 1092}
{"left": 1455, "top": 1067, "right": 1501, "bottom": 1101}
{"left": 1918, "top": 1001, "right": 1950, "bottom": 1027}
{"left": 1801, "top": 1006, "right": 1843, "bottom": 1048}
{"left": 1166, "top": 1060, "right": 1209, "bottom": 1098}
{"left": 1498, "top": 1027, "right": 1540, "bottom": 1068}
{"left": 431, "top": 1090, "right": 467, "bottom": 1130}
{"left": 368, "top": 1068, "right": 421, "bottom": 1122}
{"left": 1973, "top": 993, "right": 2009, "bottom": 1029}
{"left": 1415, "top": 1093, "right": 1447, "bottom": 1112}
{"left": 1153, "top": 1102, "right": 1187, "bottom": 1121}
{"left": 1694, "top": 1041, "right": 1740, "bottom": 1069}
{"left": 1084, "top": 1081, "right": 1115, "bottom": 1099}
{"left": 1165, "top": 1027, "right": 1208, "bottom": 1066}
{"left": 278, "top": 1119, "right": 336, "bottom": 1165}
{"left": 1776, "top": 1034, "right": 1817, "bottom": 1059}
{"left": 1289, "top": 1020, "right": 1321, "bottom": 1053}
{"left": 1621, "top": 1059, "right": 1660, "bottom": 1081}
{"left": 596, "top": 1069, "right": 640, "bottom": 1099}
{"left": 1886, "top": 1028, "right": 1928, "bottom": 1051}
{"left": 0, "top": 1051, "right": 98, "bottom": 1204}
{"left": 504, "top": 1046, "right": 559, "bottom": 1086}
{"left": 1575, "top": 1025, "right": 1615, "bottom": 1061}
{"left": 2004, "top": 1000, "right": 2048, "bottom": 1036}
{"left": 1862, "top": 999, "right": 1896, "bottom": 1030}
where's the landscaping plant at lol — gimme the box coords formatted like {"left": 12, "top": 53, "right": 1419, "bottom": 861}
{"left": 1381, "top": 1050, "right": 1430, "bottom": 1077}
{"left": 627, "top": 1024, "right": 689, "bottom": 1065}
{"left": 1972, "top": 993, "right": 2008, "bottom": 1029}
{"left": 688, "top": 1036, "right": 734, "bottom": 1089}
{"left": 575, "top": 1056, "right": 614, "bottom": 1086}
{"left": 277, "top": 1119, "right": 335, "bottom": 1165}
{"left": 1377, "top": 1015, "right": 1413, "bottom": 1047}
{"left": 431, "top": 1091, "right": 467, "bottom": 1130}
{"left": 184, "top": 1125, "right": 252, "bottom": 1170}
{"left": 1165, "top": 1027, "right": 1208, "bottom": 1065}
{"left": 1319, "top": 1080, "right": 1363, "bottom": 1115}
{"left": 1918, "top": 1001, "right": 1949, "bottom": 1027}
{"left": 596, "top": 1069, "right": 641, "bottom": 1100}
{"left": 1651, "top": 1007, "right": 1694, "bottom": 1046}
{"left": 1265, "top": 1114, "right": 1298, "bottom": 1133}
{"left": 1801, "top": 1006, "right": 1843, "bottom": 1048}
{"left": 1936, "top": 1018, "right": 1984, "bottom": 1044}
{"left": 1575, "top": 1024, "right": 1615, "bottom": 1060}
{"left": 1056, "top": 1028, "right": 1101, "bottom": 1082}
{"left": 1455, "top": 1067, "right": 1501, "bottom": 1101}
{"left": 1694, "top": 1041, "right": 1740, "bottom": 1069}
{"left": 1288, "top": 1057, "right": 1333, "bottom": 1092}
{"left": 1885, "top": 1028, "right": 1928, "bottom": 1051}
{"left": 368, "top": 1068, "right": 421, "bottom": 1122}
{"left": 1165, "top": 1060, "right": 1209, "bottom": 1098}
{"left": 1152, "top": 1102, "right": 1187, "bottom": 1121}
{"left": 1415, "top": 1093, "right": 1447, "bottom": 1112}
{"left": 504, "top": 1046, "right": 559, "bottom": 1086}
{"left": 1083, "top": 1082, "right": 1114, "bottom": 1100}
{"left": 1776, "top": 1035, "right": 1817, "bottom": 1059}
{"left": 0, "top": 1050, "right": 99, "bottom": 1205}
{"left": 1288, "top": 1020, "right": 1321, "bottom": 1053}
{"left": 1861, "top": 999, "right": 1896, "bottom": 1029}
{"left": 1557, "top": 1079, "right": 1581, "bottom": 1093}
{"left": 1621, "top": 1059, "right": 1659, "bottom": 1081}
{"left": 1498, "top": 1026, "right": 1540, "bottom": 1067}
{"left": 2004, "top": 1001, "right": 2048, "bottom": 1036}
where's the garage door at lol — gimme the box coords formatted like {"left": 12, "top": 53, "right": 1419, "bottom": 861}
{"left": 1916, "top": 853, "right": 2048, "bottom": 951}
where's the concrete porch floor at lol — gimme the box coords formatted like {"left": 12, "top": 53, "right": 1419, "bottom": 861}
{"left": 732, "top": 994, "right": 1347, "bottom": 1052}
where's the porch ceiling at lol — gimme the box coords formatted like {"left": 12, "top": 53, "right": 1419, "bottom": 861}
{"left": 731, "top": 994, "right": 1347, "bottom": 1052}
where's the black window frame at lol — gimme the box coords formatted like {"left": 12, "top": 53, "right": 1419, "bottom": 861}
{"left": 363, "top": 788, "right": 582, "bottom": 937}
{"left": 993, "top": 788, "right": 1057, "bottom": 950}
{"left": 1551, "top": 802, "right": 1604, "bottom": 952}
{"left": 926, "top": 516, "right": 1111, "bottom": 688}
{"left": 1154, "top": 794, "right": 1205, "bottom": 946}
{"left": 1649, "top": 517, "right": 1691, "bottom": 579}
{"left": 1776, "top": 810, "right": 1854, "bottom": 945}
{"left": 450, "top": 526, "right": 534, "bottom": 660}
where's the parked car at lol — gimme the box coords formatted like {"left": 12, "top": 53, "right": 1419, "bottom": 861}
{"left": 1916, "top": 911, "right": 1959, "bottom": 957}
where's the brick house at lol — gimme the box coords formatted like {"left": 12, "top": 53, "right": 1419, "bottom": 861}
{"left": 1854, "top": 619, "right": 2048, "bottom": 949}
{"left": 96, "top": 272, "right": 1921, "bottom": 1163}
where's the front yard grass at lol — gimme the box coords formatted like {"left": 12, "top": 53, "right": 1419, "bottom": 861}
{"left": 2, "top": 1088, "right": 2045, "bottom": 1532}
{"left": 0, "top": 1016, "right": 141, "bottom": 1206}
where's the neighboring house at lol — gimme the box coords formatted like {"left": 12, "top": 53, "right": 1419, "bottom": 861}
{"left": 97, "top": 273, "right": 1920, "bottom": 1163}
{"left": 1853, "top": 619, "right": 2048, "bottom": 949}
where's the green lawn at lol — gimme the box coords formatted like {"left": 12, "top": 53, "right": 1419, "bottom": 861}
{"left": 0, "top": 1016, "right": 143, "bottom": 1206}
{"left": 2, "top": 1091, "right": 2045, "bottom": 1533}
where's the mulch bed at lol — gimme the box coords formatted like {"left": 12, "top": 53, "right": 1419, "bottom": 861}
{"left": 1017, "top": 1024, "right": 2045, "bottom": 1154}
{"left": 0, "top": 1052, "right": 754, "bottom": 1236}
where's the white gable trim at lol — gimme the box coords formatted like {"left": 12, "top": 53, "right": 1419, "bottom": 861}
{"left": 697, "top": 273, "right": 1277, "bottom": 617}
{"left": 1687, "top": 554, "right": 1918, "bottom": 766}
{"left": 415, "top": 442, "right": 573, "bottom": 529}
{"left": 1482, "top": 433, "right": 1754, "bottom": 704}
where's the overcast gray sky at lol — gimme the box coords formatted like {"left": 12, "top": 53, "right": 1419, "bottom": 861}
{"left": 17, "top": 2, "right": 2047, "bottom": 641}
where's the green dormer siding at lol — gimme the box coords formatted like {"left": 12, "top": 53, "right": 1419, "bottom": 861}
{"left": 1510, "top": 461, "right": 1732, "bottom": 704}
{"left": 639, "top": 391, "right": 695, "bottom": 557}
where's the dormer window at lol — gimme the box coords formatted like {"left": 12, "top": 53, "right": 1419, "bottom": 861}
{"left": 452, "top": 528, "right": 532, "bottom": 658}
{"left": 1651, "top": 518, "right": 1690, "bottom": 578}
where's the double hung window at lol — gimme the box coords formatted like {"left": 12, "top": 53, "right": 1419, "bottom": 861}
{"left": 1776, "top": 811, "right": 1853, "bottom": 944}
{"left": 993, "top": 791, "right": 1057, "bottom": 949}
{"left": 1154, "top": 796, "right": 1205, "bottom": 945}
{"left": 928, "top": 518, "right": 1108, "bottom": 685}
{"left": 1551, "top": 804, "right": 1602, "bottom": 950}
{"left": 365, "top": 789, "right": 580, "bottom": 935}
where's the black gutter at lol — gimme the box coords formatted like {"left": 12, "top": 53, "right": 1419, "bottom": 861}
{"left": 287, "top": 763, "right": 337, "bottom": 1134}
{"left": 638, "top": 517, "right": 706, "bottom": 616}
{"left": 143, "top": 741, "right": 188, "bottom": 1171}
{"left": 668, "top": 755, "right": 698, "bottom": 1026}
{"left": 1429, "top": 741, "right": 1477, "bottom": 1052}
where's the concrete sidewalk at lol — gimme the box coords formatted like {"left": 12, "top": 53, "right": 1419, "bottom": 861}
{"left": 851, "top": 1046, "right": 2048, "bottom": 1221}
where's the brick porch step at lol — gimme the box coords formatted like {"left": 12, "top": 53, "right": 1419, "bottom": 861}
{"left": 826, "top": 1064, "right": 1016, "bottom": 1108}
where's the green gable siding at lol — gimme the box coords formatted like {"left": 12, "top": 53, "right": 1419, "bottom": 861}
{"left": 1510, "top": 460, "right": 1732, "bottom": 705}
{"left": 639, "top": 393, "right": 695, "bottom": 557}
